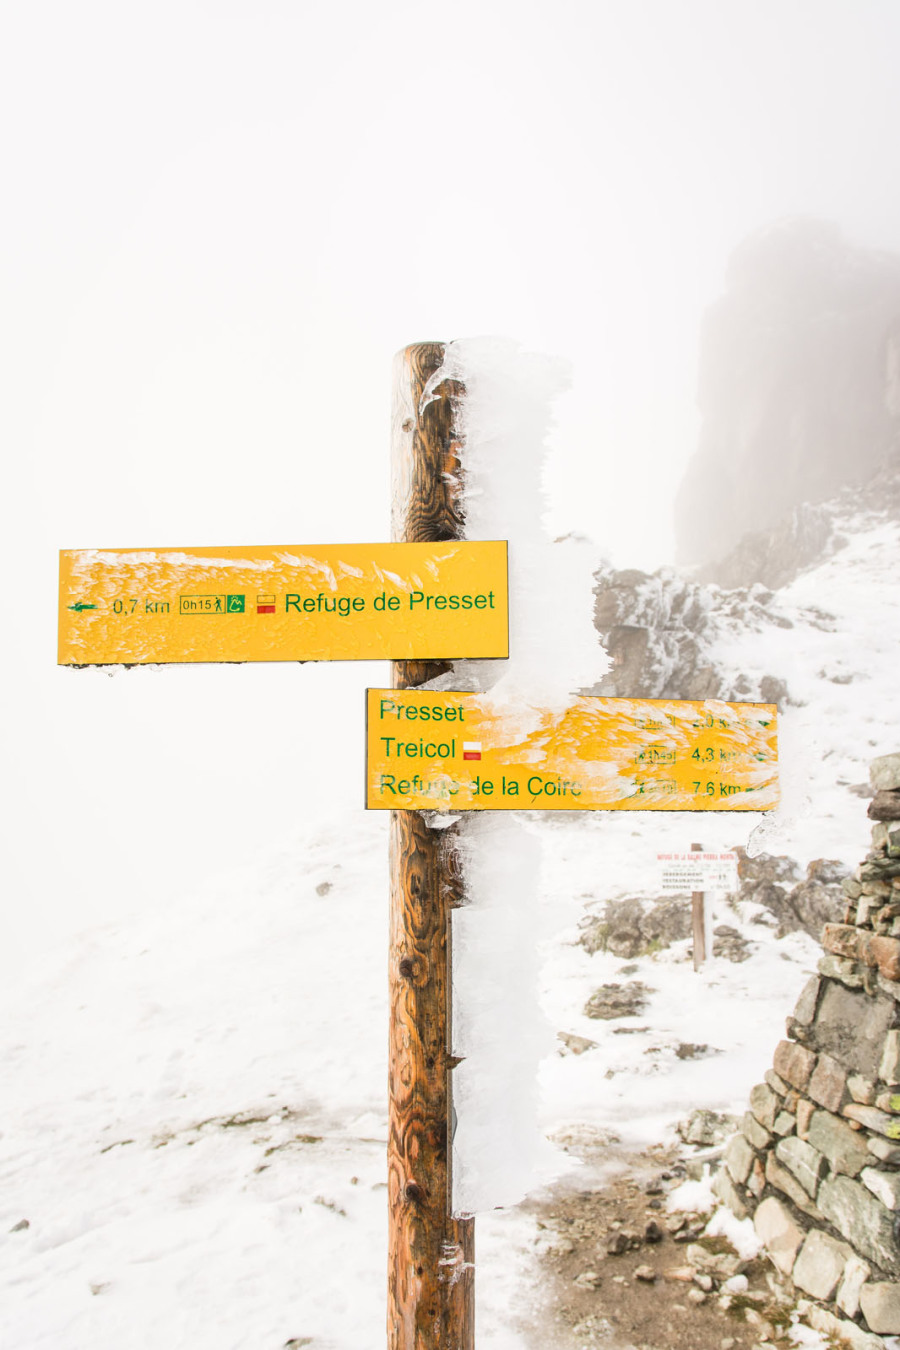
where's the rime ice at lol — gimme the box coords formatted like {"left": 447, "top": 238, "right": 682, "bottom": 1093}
{"left": 429, "top": 339, "right": 610, "bottom": 1213}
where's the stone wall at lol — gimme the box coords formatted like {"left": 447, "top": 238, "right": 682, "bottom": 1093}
{"left": 715, "top": 753, "right": 900, "bottom": 1347}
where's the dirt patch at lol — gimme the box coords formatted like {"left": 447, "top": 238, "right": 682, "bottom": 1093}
{"left": 521, "top": 1143, "right": 796, "bottom": 1350}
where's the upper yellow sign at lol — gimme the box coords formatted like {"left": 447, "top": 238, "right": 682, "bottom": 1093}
{"left": 366, "top": 690, "right": 778, "bottom": 812}
{"left": 58, "top": 542, "right": 509, "bottom": 665}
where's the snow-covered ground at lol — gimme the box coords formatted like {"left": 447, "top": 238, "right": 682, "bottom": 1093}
{"left": 713, "top": 515, "right": 900, "bottom": 868}
{"left": 1, "top": 800, "right": 822, "bottom": 1350}
{"left": 6, "top": 350, "right": 899, "bottom": 1344}
{"left": 538, "top": 815, "right": 822, "bottom": 1145}
{"left": 1, "top": 818, "right": 391, "bottom": 1348}
{"left": 7, "top": 503, "right": 899, "bottom": 1347}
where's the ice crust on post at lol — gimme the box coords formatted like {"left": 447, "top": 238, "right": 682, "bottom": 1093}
{"left": 426, "top": 338, "right": 604, "bottom": 712}
{"left": 428, "top": 338, "right": 610, "bottom": 1214}
{"left": 451, "top": 817, "right": 560, "bottom": 1214}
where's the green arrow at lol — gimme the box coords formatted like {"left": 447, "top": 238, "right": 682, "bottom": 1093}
{"left": 68, "top": 602, "right": 97, "bottom": 612}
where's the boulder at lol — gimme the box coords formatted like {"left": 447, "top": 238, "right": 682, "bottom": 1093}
{"left": 774, "top": 1135, "right": 827, "bottom": 1197}
{"left": 753, "top": 1196, "right": 804, "bottom": 1276}
{"left": 712, "top": 925, "right": 751, "bottom": 963}
{"left": 773, "top": 1039, "right": 816, "bottom": 1090}
{"left": 871, "top": 754, "right": 900, "bottom": 793}
{"left": 818, "top": 1174, "right": 900, "bottom": 1276}
{"left": 792, "top": 1229, "right": 853, "bottom": 1300}
{"left": 724, "top": 1133, "right": 755, "bottom": 1186}
{"left": 806, "top": 1303, "right": 884, "bottom": 1350}
{"left": 583, "top": 982, "right": 652, "bottom": 1020}
{"left": 712, "top": 1171, "right": 750, "bottom": 1225}
{"left": 809, "top": 983, "right": 894, "bottom": 1078}
{"left": 677, "top": 1107, "right": 736, "bottom": 1147}
{"left": 880, "top": 1029, "right": 900, "bottom": 1085}
{"left": 742, "top": 1110, "right": 773, "bottom": 1151}
{"left": 793, "top": 976, "right": 822, "bottom": 1027}
{"left": 579, "top": 895, "right": 692, "bottom": 959}
{"left": 732, "top": 850, "right": 843, "bottom": 938}
{"left": 785, "top": 860, "right": 848, "bottom": 937}
{"left": 749, "top": 1083, "right": 779, "bottom": 1132}
{"left": 808, "top": 1052, "right": 848, "bottom": 1113}
{"left": 869, "top": 790, "right": 900, "bottom": 822}
{"left": 860, "top": 1167, "right": 900, "bottom": 1211}
{"left": 807, "top": 1109, "right": 871, "bottom": 1177}
{"left": 860, "top": 1282, "right": 900, "bottom": 1334}
{"left": 836, "top": 1253, "right": 871, "bottom": 1319}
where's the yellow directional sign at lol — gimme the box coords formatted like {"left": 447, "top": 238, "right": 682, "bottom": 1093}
{"left": 58, "top": 542, "right": 509, "bottom": 665}
{"left": 365, "top": 690, "right": 778, "bottom": 812}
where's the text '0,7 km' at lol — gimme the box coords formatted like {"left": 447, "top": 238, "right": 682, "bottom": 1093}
{"left": 57, "top": 541, "right": 509, "bottom": 665}
{"left": 365, "top": 690, "right": 778, "bottom": 812}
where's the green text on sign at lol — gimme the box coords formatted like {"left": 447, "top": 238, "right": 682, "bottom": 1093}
{"left": 365, "top": 691, "right": 778, "bottom": 812}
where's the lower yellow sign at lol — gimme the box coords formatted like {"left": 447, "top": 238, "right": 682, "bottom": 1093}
{"left": 365, "top": 691, "right": 778, "bottom": 811}
{"left": 58, "top": 542, "right": 508, "bottom": 665}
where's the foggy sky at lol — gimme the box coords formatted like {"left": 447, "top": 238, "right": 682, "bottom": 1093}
{"left": 4, "top": 0, "right": 900, "bottom": 954}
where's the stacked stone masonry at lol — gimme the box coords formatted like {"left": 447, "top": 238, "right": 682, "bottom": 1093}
{"left": 715, "top": 752, "right": 900, "bottom": 1346}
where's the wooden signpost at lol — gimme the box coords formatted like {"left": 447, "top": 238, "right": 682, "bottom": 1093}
{"left": 59, "top": 338, "right": 780, "bottom": 1350}
{"left": 692, "top": 840, "right": 707, "bottom": 971}
{"left": 388, "top": 343, "right": 474, "bottom": 1350}
{"left": 382, "top": 343, "right": 778, "bottom": 1350}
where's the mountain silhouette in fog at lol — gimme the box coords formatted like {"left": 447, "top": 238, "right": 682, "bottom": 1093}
{"left": 676, "top": 218, "right": 900, "bottom": 568}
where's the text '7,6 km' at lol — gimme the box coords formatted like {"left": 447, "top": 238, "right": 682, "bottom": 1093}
{"left": 365, "top": 690, "right": 778, "bottom": 812}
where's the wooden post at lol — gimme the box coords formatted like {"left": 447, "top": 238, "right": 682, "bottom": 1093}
{"left": 388, "top": 343, "right": 475, "bottom": 1350}
{"left": 691, "top": 839, "right": 706, "bottom": 971}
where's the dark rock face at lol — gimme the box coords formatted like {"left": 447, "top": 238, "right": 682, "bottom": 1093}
{"left": 588, "top": 230, "right": 900, "bottom": 751}
{"left": 787, "top": 862, "right": 850, "bottom": 939}
{"left": 590, "top": 565, "right": 789, "bottom": 704}
{"left": 808, "top": 983, "right": 894, "bottom": 1079}
{"left": 737, "top": 849, "right": 801, "bottom": 892}
{"left": 591, "top": 568, "right": 720, "bottom": 700}
{"left": 699, "top": 503, "right": 837, "bottom": 592}
{"left": 590, "top": 456, "right": 900, "bottom": 713}
{"left": 675, "top": 218, "right": 900, "bottom": 569}
{"left": 732, "top": 849, "right": 846, "bottom": 939}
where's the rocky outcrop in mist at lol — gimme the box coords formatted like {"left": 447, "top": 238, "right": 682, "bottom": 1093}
{"left": 590, "top": 454, "right": 900, "bottom": 707}
{"left": 675, "top": 218, "right": 900, "bottom": 568}
{"left": 588, "top": 561, "right": 791, "bottom": 706}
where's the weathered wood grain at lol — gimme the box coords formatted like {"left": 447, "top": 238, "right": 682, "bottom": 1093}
{"left": 388, "top": 342, "right": 474, "bottom": 1349}
{"left": 691, "top": 839, "right": 706, "bottom": 971}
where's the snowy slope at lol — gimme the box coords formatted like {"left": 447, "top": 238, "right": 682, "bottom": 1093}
{"left": 6, "top": 478, "right": 900, "bottom": 1347}
{"left": 713, "top": 514, "right": 900, "bottom": 867}
{"left": 1, "top": 818, "right": 391, "bottom": 1349}
{"left": 1, "top": 811, "right": 545, "bottom": 1350}
{"left": 0, "top": 782, "right": 825, "bottom": 1349}
{"left": 539, "top": 490, "right": 900, "bottom": 1150}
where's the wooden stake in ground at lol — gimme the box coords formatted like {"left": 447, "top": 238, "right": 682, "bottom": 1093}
{"left": 691, "top": 839, "right": 706, "bottom": 971}
{"left": 388, "top": 342, "right": 474, "bottom": 1350}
